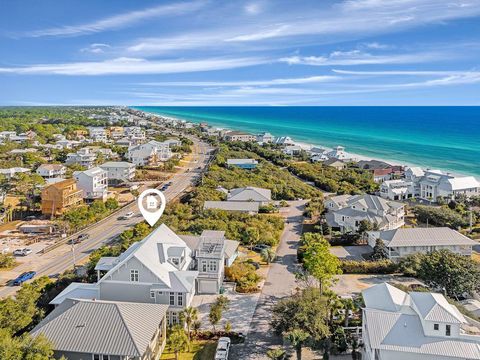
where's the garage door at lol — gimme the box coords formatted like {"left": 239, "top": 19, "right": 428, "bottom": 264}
{"left": 198, "top": 279, "right": 218, "bottom": 294}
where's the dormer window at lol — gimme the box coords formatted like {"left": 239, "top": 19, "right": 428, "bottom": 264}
{"left": 171, "top": 257, "right": 180, "bottom": 266}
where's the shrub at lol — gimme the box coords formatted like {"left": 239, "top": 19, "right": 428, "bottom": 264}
{"left": 225, "top": 262, "right": 261, "bottom": 293}
{"left": 340, "top": 260, "right": 398, "bottom": 274}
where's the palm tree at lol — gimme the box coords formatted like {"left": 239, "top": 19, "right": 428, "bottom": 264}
{"left": 179, "top": 306, "right": 198, "bottom": 349}
{"left": 167, "top": 325, "right": 189, "bottom": 360}
{"left": 261, "top": 248, "right": 276, "bottom": 264}
{"left": 284, "top": 329, "right": 309, "bottom": 360}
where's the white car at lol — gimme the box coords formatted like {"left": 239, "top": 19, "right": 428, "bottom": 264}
{"left": 215, "top": 337, "right": 231, "bottom": 360}
{"left": 13, "top": 248, "right": 32, "bottom": 256}
{"left": 123, "top": 212, "right": 135, "bottom": 219}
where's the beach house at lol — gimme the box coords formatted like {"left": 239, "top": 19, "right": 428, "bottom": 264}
{"left": 31, "top": 299, "right": 168, "bottom": 360}
{"left": 325, "top": 146, "right": 356, "bottom": 161}
{"left": 224, "top": 130, "right": 256, "bottom": 142}
{"left": 65, "top": 148, "right": 97, "bottom": 168}
{"left": 418, "top": 170, "right": 480, "bottom": 201}
{"left": 227, "top": 186, "right": 272, "bottom": 205}
{"left": 362, "top": 283, "right": 480, "bottom": 360}
{"left": 127, "top": 140, "right": 172, "bottom": 166}
{"left": 87, "top": 126, "right": 108, "bottom": 142}
{"left": 256, "top": 132, "right": 275, "bottom": 143}
{"left": 226, "top": 158, "right": 258, "bottom": 169}
{"left": 36, "top": 164, "right": 66, "bottom": 179}
{"left": 99, "top": 161, "right": 136, "bottom": 184}
{"left": 325, "top": 194, "right": 405, "bottom": 233}
{"left": 73, "top": 167, "right": 108, "bottom": 201}
{"left": 367, "top": 227, "right": 476, "bottom": 259}
{"left": 380, "top": 179, "right": 416, "bottom": 200}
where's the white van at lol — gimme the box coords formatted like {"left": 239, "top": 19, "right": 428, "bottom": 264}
{"left": 214, "top": 337, "right": 231, "bottom": 360}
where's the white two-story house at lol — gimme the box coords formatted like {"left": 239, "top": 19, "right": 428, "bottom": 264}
{"left": 362, "top": 283, "right": 480, "bottom": 360}
{"left": 36, "top": 164, "right": 66, "bottom": 179}
{"left": 325, "top": 194, "right": 405, "bottom": 233}
{"left": 100, "top": 161, "right": 136, "bottom": 184}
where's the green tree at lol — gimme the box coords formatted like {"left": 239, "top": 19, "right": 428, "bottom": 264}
{"left": 0, "top": 329, "right": 54, "bottom": 360}
{"left": 167, "top": 325, "right": 189, "bottom": 360}
{"left": 284, "top": 329, "right": 309, "bottom": 360}
{"left": 208, "top": 304, "right": 222, "bottom": 332}
{"left": 267, "top": 348, "right": 286, "bottom": 360}
{"left": 371, "top": 238, "right": 389, "bottom": 260}
{"left": 179, "top": 306, "right": 198, "bottom": 349}
{"left": 301, "top": 233, "right": 342, "bottom": 294}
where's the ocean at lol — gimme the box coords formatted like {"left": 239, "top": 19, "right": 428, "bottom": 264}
{"left": 133, "top": 106, "right": 480, "bottom": 177}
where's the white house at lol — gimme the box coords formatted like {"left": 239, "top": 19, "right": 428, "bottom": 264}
{"left": 325, "top": 146, "right": 356, "bottom": 161}
{"left": 65, "top": 148, "right": 97, "bottom": 168}
{"left": 380, "top": 179, "right": 416, "bottom": 201}
{"left": 325, "top": 194, "right": 405, "bottom": 233}
{"left": 419, "top": 170, "right": 480, "bottom": 201}
{"left": 87, "top": 127, "right": 108, "bottom": 142}
{"left": 362, "top": 283, "right": 480, "bottom": 360}
{"left": 0, "top": 167, "right": 31, "bottom": 179}
{"left": 127, "top": 140, "right": 172, "bottom": 166}
{"left": 50, "top": 224, "right": 235, "bottom": 325}
{"left": 256, "top": 132, "right": 275, "bottom": 144}
{"left": 36, "top": 164, "right": 66, "bottom": 179}
{"left": 273, "top": 136, "right": 295, "bottom": 146}
{"left": 367, "top": 227, "right": 477, "bottom": 259}
{"left": 283, "top": 145, "right": 303, "bottom": 156}
{"left": 73, "top": 166, "right": 108, "bottom": 201}
{"left": 99, "top": 161, "right": 135, "bottom": 184}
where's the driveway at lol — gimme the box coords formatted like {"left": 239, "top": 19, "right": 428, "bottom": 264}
{"left": 330, "top": 245, "right": 372, "bottom": 260}
{"left": 230, "top": 200, "right": 306, "bottom": 359}
{"left": 333, "top": 274, "right": 424, "bottom": 296}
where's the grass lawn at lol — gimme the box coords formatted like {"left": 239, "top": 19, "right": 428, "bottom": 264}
{"left": 160, "top": 340, "right": 216, "bottom": 360}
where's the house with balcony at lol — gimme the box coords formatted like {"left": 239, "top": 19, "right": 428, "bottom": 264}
{"left": 50, "top": 224, "right": 236, "bottom": 325}
{"left": 362, "top": 283, "right": 480, "bottom": 360}
{"left": 419, "top": 170, "right": 480, "bottom": 202}
{"left": 325, "top": 194, "right": 405, "bottom": 233}
{"left": 367, "top": 227, "right": 476, "bottom": 259}
{"left": 256, "top": 132, "right": 275, "bottom": 144}
{"left": 224, "top": 131, "right": 256, "bottom": 142}
{"left": 41, "top": 179, "right": 83, "bottom": 216}
{"left": 31, "top": 299, "right": 168, "bottom": 360}
{"left": 73, "top": 167, "right": 108, "bottom": 201}
{"left": 325, "top": 145, "right": 356, "bottom": 162}
{"left": 36, "top": 164, "right": 66, "bottom": 179}
{"left": 100, "top": 161, "right": 136, "bottom": 184}
{"left": 65, "top": 148, "right": 97, "bottom": 168}
{"left": 380, "top": 179, "right": 416, "bottom": 201}
{"left": 127, "top": 140, "right": 172, "bottom": 166}
{"left": 87, "top": 126, "right": 108, "bottom": 142}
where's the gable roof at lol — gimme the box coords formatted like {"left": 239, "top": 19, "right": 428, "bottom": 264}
{"left": 363, "top": 283, "right": 409, "bottom": 312}
{"left": 446, "top": 176, "right": 480, "bottom": 191}
{"left": 410, "top": 292, "right": 465, "bottom": 323}
{"left": 49, "top": 282, "right": 99, "bottom": 305}
{"left": 227, "top": 186, "right": 271, "bottom": 202}
{"left": 31, "top": 299, "right": 168, "bottom": 357}
{"left": 375, "top": 227, "right": 476, "bottom": 248}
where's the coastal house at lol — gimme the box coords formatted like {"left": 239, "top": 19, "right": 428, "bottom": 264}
{"left": 73, "top": 167, "right": 108, "bottom": 201}
{"left": 87, "top": 126, "right": 108, "bottom": 142}
{"left": 55, "top": 139, "right": 80, "bottom": 149}
{"left": 36, "top": 164, "right": 66, "bottom": 179}
{"left": 323, "top": 158, "right": 347, "bottom": 170}
{"left": 380, "top": 179, "right": 416, "bottom": 200}
{"left": 50, "top": 224, "right": 235, "bottom": 325}
{"left": 283, "top": 145, "right": 303, "bottom": 156}
{"left": 325, "top": 146, "right": 355, "bottom": 161}
{"left": 41, "top": 179, "right": 83, "bottom": 216}
{"left": 356, "top": 160, "right": 404, "bottom": 183}
{"left": 107, "top": 126, "right": 124, "bottom": 139}
{"left": 100, "top": 161, "right": 136, "bottom": 184}
{"left": 227, "top": 186, "right": 272, "bottom": 205}
{"left": 224, "top": 131, "right": 256, "bottom": 142}
{"left": 418, "top": 170, "right": 480, "bottom": 201}
{"left": 0, "top": 167, "right": 31, "bottom": 179}
{"left": 31, "top": 299, "right": 168, "bottom": 360}
{"left": 226, "top": 158, "right": 259, "bottom": 169}
{"left": 203, "top": 201, "right": 259, "bottom": 214}
{"left": 273, "top": 136, "right": 295, "bottom": 146}
{"left": 126, "top": 140, "right": 172, "bottom": 166}
{"left": 65, "top": 148, "right": 98, "bottom": 168}
{"left": 362, "top": 283, "right": 480, "bottom": 360}
{"left": 256, "top": 132, "right": 275, "bottom": 144}
{"left": 367, "top": 227, "right": 476, "bottom": 259}
{"left": 311, "top": 152, "right": 329, "bottom": 163}
{"left": 325, "top": 194, "right": 405, "bottom": 233}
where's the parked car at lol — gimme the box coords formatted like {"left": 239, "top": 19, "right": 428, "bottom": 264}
{"left": 13, "top": 248, "right": 32, "bottom": 256}
{"left": 253, "top": 244, "right": 271, "bottom": 252}
{"left": 214, "top": 337, "right": 231, "bottom": 360}
{"left": 13, "top": 271, "right": 36, "bottom": 286}
{"left": 77, "top": 234, "right": 89, "bottom": 241}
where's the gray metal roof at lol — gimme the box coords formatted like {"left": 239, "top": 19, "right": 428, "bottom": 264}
{"left": 375, "top": 227, "right": 477, "bottom": 248}
{"left": 204, "top": 201, "right": 259, "bottom": 212}
{"left": 227, "top": 187, "right": 271, "bottom": 202}
{"left": 31, "top": 299, "right": 168, "bottom": 357}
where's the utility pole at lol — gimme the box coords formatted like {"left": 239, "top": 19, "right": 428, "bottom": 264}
{"left": 71, "top": 243, "right": 76, "bottom": 269}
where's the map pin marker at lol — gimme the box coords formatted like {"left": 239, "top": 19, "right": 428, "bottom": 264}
{"left": 137, "top": 188, "right": 166, "bottom": 227}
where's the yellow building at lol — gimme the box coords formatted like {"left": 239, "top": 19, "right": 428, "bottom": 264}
{"left": 41, "top": 179, "right": 83, "bottom": 216}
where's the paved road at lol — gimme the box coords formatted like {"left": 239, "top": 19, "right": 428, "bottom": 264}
{"left": 0, "top": 139, "right": 213, "bottom": 298}
{"left": 230, "top": 200, "right": 306, "bottom": 359}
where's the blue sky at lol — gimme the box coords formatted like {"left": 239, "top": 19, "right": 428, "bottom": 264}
{"left": 1, "top": 0, "right": 480, "bottom": 106}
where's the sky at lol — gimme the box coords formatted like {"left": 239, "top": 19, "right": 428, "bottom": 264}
{"left": 1, "top": 0, "right": 480, "bottom": 106}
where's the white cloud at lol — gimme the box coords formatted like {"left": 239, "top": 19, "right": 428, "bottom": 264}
{"left": 279, "top": 50, "right": 440, "bottom": 66}
{"left": 20, "top": 1, "right": 206, "bottom": 38}
{"left": 80, "top": 43, "right": 111, "bottom": 54}
{"left": 0, "top": 56, "right": 266, "bottom": 76}
{"left": 363, "top": 42, "right": 391, "bottom": 49}
{"left": 137, "top": 75, "right": 338, "bottom": 87}
{"left": 245, "top": 3, "right": 262, "bottom": 15}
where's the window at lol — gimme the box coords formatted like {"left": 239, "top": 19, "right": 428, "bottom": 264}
{"left": 177, "top": 293, "right": 183, "bottom": 306}
{"left": 171, "top": 257, "right": 180, "bottom": 266}
{"left": 434, "top": 323, "right": 439, "bottom": 331}
{"left": 150, "top": 290, "right": 155, "bottom": 299}
{"left": 92, "top": 355, "right": 109, "bottom": 360}
{"left": 158, "top": 291, "right": 163, "bottom": 295}
{"left": 172, "top": 312, "right": 178, "bottom": 324}
{"left": 130, "top": 269, "right": 139, "bottom": 282}
{"left": 446, "top": 324, "right": 451, "bottom": 336}
{"left": 170, "top": 292, "right": 175, "bottom": 306}
{"left": 209, "top": 260, "right": 217, "bottom": 272}
{"left": 201, "top": 260, "right": 207, "bottom": 272}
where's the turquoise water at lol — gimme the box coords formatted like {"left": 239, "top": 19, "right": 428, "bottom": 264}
{"left": 133, "top": 106, "right": 480, "bottom": 177}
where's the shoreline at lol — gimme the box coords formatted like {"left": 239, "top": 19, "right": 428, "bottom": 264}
{"left": 138, "top": 109, "right": 476, "bottom": 180}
